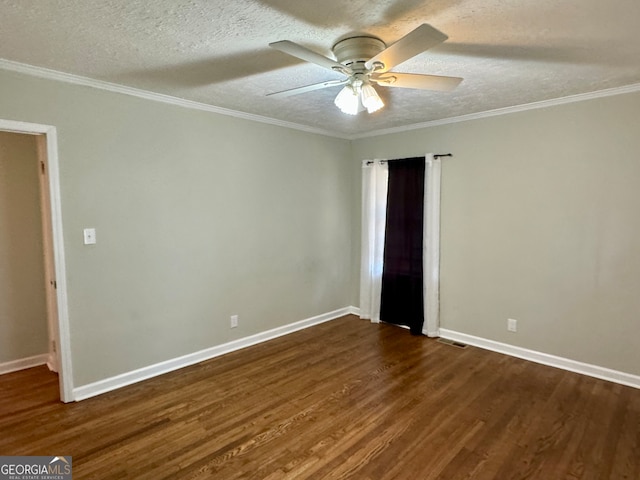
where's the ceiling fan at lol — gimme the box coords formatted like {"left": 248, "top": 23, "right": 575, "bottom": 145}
{"left": 267, "top": 24, "right": 463, "bottom": 115}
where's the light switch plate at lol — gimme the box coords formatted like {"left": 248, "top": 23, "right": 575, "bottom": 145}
{"left": 83, "top": 228, "right": 96, "bottom": 245}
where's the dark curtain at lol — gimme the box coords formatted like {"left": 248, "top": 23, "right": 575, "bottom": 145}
{"left": 380, "top": 157, "right": 425, "bottom": 335}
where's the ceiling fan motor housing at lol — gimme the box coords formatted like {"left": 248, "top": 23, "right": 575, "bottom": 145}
{"left": 332, "top": 36, "right": 386, "bottom": 71}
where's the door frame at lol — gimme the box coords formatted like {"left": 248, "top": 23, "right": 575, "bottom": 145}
{"left": 36, "top": 134, "right": 59, "bottom": 373}
{"left": 0, "top": 118, "right": 73, "bottom": 402}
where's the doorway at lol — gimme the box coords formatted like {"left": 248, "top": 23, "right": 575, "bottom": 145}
{"left": 0, "top": 119, "right": 73, "bottom": 402}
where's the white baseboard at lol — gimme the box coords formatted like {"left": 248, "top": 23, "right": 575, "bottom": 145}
{"left": 73, "top": 307, "right": 356, "bottom": 401}
{"left": 347, "top": 306, "right": 361, "bottom": 316}
{"left": 0, "top": 354, "right": 49, "bottom": 375}
{"left": 439, "top": 329, "right": 640, "bottom": 390}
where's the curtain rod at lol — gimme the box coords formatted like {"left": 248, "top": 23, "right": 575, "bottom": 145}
{"left": 364, "top": 154, "right": 452, "bottom": 165}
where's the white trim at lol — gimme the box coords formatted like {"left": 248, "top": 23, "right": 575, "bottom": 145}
{"left": 0, "top": 119, "right": 74, "bottom": 402}
{"left": 73, "top": 307, "right": 353, "bottom": 401}
{"left": 347, "top": 306, "right": 361, "bottom": 316}
{"left": 44, "top": 127, "right": 74, "bottom": 402}
{"left": 351, "top": 83, "right": 640, "bottom": 139}
{"left": 439, "top": 329, "right": 640, "bottom": 390}
{"left": 0, "top": 58, "right": 349, "bottom": 140}
{"left": 36, "top": 135, "right": 58, "bottom": 373}
{"left": 4, "top": 58, "right": 639, "bottom": 142}
{"left": 0, "top": 119, "right": 52, "bottom": 135}
{"left": 0, "top": 354, "right": 49, "bottom": 375}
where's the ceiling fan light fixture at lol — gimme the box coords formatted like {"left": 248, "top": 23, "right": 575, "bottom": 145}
{"left": 360, "top": 83, "right": 384, "bottom": 114}
{"left": 269, "top": 24, "right": 462, "bottom": 116}
{"left": 334, "top": 85, "right": 359, "bottom": 115}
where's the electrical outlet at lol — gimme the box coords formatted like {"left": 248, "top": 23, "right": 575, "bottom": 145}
{"left": 507, "top": 318, "right": 517, "bottom": 332}
{"left": 230, "top": 315, "right": 238, "bottom": 328}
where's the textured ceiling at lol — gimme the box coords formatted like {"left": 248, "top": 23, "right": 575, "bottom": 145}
{"left": 1, "top": 0, "right": 639, "bottom": 137}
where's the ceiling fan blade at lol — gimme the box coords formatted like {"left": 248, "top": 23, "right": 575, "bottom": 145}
{"left": 269, "top": 40, "right": 349, "bottom": 73}
{"left": 267, "top": 79, "right": 348, "bottom": 98}
{"left": 372, "top": 72, "right": 462, "bottom": 91}
{"left": 365, "top": 24, "right": 448, "bottom": 72}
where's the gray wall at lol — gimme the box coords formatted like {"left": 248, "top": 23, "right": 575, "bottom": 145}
{"left": 2, "top": 61, "right": 638, "bottom": 386}
{"left": 0, "top": 69, "right": 353, "bottom": 386}
{"left": 0, "top": 131, "right": 49, "bottom": 363}
{"left": 351, "top": 90, "right": 640, "bottom": 376}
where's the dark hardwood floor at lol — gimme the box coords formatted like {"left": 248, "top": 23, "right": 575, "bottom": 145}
{"left": 1, "top": 315, "right": 639, "bottom": 479}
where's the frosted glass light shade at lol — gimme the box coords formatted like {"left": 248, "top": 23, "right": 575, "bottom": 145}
{"left": 334, "top": 85, "right": 359, "bottom": 115}
{"left": 361, "top": 83, "right": 384, "bottom": 113}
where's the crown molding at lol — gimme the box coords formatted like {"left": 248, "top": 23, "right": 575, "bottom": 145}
{"left": 2, "top": 58, "right": 639, "bottom": 142}
{"left": 351, "top": 82, "right": 640, "bottom": 140}
{"left": 0, "top": 58, "right": 350, "bottom": 140}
